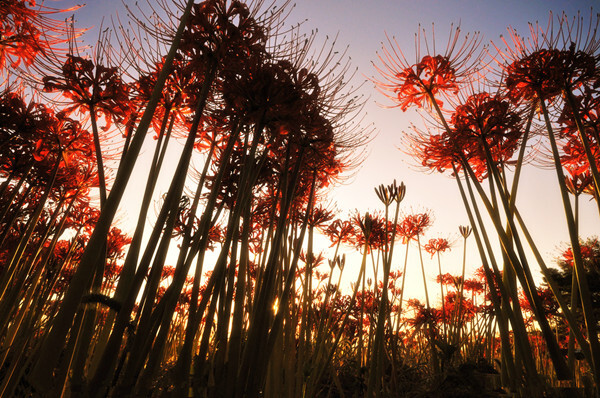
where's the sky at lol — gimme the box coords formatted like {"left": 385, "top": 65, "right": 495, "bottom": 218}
{"left": 58, "top": 0, "right": 599, "bottom": 303}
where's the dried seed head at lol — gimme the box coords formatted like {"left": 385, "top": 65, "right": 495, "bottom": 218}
{"left": 396, "top": 181, "right": 407, "bottom": 203}
{"left": 375, "top": 183, "right": 394, "bottom": 206}
{"left": 459, "top": 225, "right": 472, "bottom": 238}
{"left": 375, "top": 179, "right": 407, "bottom": 205}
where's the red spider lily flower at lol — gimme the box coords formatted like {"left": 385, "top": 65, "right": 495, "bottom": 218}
{"left": 314, "top": 269, "right": 329, "bottom": 283}
{"left": 53, "top": 263, "right": 77, "bottom": 294}
{"left": 179, "top": 0, "right": 268, "bottom": 119}
{"left": 402, "top": 129, "right": 463, "bottom": 176}
{"left": 402, "top": 125, "right": 486, "bottom": 182}
{"left": 436, "top": 272, "right": 458, "bottom": 288}
{"left": 565, "top": 170, "right": 594, "bottom": 197}
{"left": 349, "top": 211, "right": 398, "bottom": 252}
{"left": 519, "top": 287, "right": 560, "bottom": 318}
{"left": 135, "top": 56, "right": 190, "bottom": 110}
{"left": 498, "top": 13, "right": 600, "bottom": 103}
{"left": 397, "top": 211, "right": 433, "bottom": 243}
{"left": 441, "top": 291, "right": 477, "bottom": 322}
{"left": 43, "top": 115, "right": 99, "bottom": 194}
{"left": 505, "top": 49, "right": 572, "bottom": 103}
{"left": 134, "top": 55, "right": 193, "bottom": 134}
{"left": 557, "top": 89, "right": 600, "bottom": 199}
{"left": 0, "top": 91, "right": 54, "bottom": 173}
{"left": 306, "top": 205, "right": 335, "bottom": 229}
{"left": 356, "top": 289, "right": 380, "bottom": 314}
{"left": 374, "top": 24, "right": 482, "bottom": 111}
{"left": 172, "top": 203, "right": 201, "bottom": 239}
{"left": 378, "top": 279, "right": 396, "bottom": 293}
{"left": 33, "top": 138, "right": 50, "bottom": 161}
{"left": 176, "top": 283, "right": 195, "bottom": 314}
{"left": 559, "top": 240, "right": 598, "bottom": 268}
{"left": 450, "top": 91, "right": 524, "bottom": 165}
{"left": 402, "top": 91, "right": 525, "bottom": 181}
{"left": 160, "top": 266, "right": 177, "bottom": 281}
{"left": 222, "top": 59, "right": 300, "bottom": 126}
{"left": 43, "top": 54, "right": 132, "bottom": 130}
{"left": 315, "top": 148, "right": 343, "bottom": 184}
{"left": 65, "top": 200, "right": 100, "bottom": 235}
{"left": 206, "top": 223, "right": 225, "bottom": 251}
{"left": 424, "top": 237, "right": 451, "bottom": 258}
{"left": 323, "top": 219, "right": 356, "bottom": 248}
{"left": 0, "top": 90, "right": 100, "bottom": 202}
{"left": 175, "top": 213, "right": 223, "bottom": 251}
{"left": 181, "top": 0, "right": 266, "bottom": 66}
{"left": 203, "top": 144, "right": 249, "bottom": 210}
{"left": 105, "top": 227, "right": 132, "bottom": 263}
{"left": 299, "top": 250, "right": 325, "bottom": 269}
{"left": 364, "top": 215, "right": 396, "bottom": 251}
{"left": 388, "top": 270, "right": 403, "bottom": 282}
{"left": 52, "top": 240, "right": 73, "bottom": 265}
{"left": 463, "top": 278, "right": 484, "bottom": 294}
{"left": 102, "top": 263, "right": 123, "bottom": 290}
{"left": 407, "top": 298, "right": 440, "bottom": 330}
{"left": 392, "top": 55, "right": 459, "bottom": 111}
{"left": 0, "top": 1, "right": 82, "bottom": 70}
{"left": 473, "top": 265, "right": 487, "bottom": 281}
{"left": 1, "top": 0, "right": 42, "bottom": 69}
{"left": 560, "top": 135, "right": 600, "bottom": 192}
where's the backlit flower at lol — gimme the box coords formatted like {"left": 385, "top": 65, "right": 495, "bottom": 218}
{"left": 397, "top": 211, "right": 433, "bottom": 242}
{"left": 323, "top": 219, "right": 356, "bottom": 247}
{"left": 497, "top": 12, "right": 600, "bottom": 103}
{"left": 424, "top": 238, "right": 451, "bottom": 258}
{"left": 374, "top": 24, "right": 482, "bottom": 111}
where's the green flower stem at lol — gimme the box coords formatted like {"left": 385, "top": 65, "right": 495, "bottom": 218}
{"left": 511, "top": 205, "right": 592, "bottom": 365}
{"left": 452, "top": 164, "right": 519, "bottom": 383}
{"left": 463, "top": 149, "right": 570, "bottom": 381}
{"left": 538, "top": 94, "right": 600, "bottom": 387}
{"left": 28, "top": 0, "right": 198, "bottom": 390}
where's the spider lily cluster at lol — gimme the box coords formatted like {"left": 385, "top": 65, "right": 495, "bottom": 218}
{"left": 1, "top": 2, "right": 599, "bottom": 398}
{"left": 374, "top": 10, "right": 600, "bottom": 398}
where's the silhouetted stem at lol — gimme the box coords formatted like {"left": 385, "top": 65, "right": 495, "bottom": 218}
{"left": 452, "top": 164, "right": 517, "bottom": 383}
{"left": 28, "top": 0, "right": 198, "bottom": 391}
{"left": 538, "top": 95, "right": 600, "bottom": 387}
{"left": 89, "top": 106, "right": 107, "bottom": 207}
{"left": 463, "top": 151, "right": 568, "bottom": 382}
